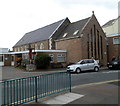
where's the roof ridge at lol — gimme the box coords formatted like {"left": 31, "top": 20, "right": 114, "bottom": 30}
{"left": 71, "top": 17, "right": 90, "bottom": 24}
{"left": 13, "top": 18, "right": 66, "bottom": 47}
{"left": 102, "top": 18, "right": 117, "bottom": 27}
{"left": 26, "top": 18, "right": 65, "bottom": 34}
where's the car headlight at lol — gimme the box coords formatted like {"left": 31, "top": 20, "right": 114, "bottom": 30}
{"left": 67, "top": 66, "right": 74, "bottom": 70}
{"left": 67, "top": 67, "right": 70, "bottom": 69}
{"left": 113, "top": 62, "right": 118, "bottom": 64}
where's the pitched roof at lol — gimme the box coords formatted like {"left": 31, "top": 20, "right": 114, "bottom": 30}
{"left": 102, "top": 16, "right": 120, "bottom": 28}
{"left": 102, "top": 19, "right": 116, "bottom": 28}
{"left": 13, "top": 18, "right": 65, "bottom": 47}
{"left": 56, "top": 17, "right": 90, "bottom": 40}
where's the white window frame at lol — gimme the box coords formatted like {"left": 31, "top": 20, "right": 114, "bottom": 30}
{"left": 57, "top": 54, "right": 66, "bottom": 62}
{"left": 113, "top": 37, "right": 120, "bottom": 44}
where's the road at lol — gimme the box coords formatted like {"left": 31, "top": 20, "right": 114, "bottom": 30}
{"left": 71, "top": 69, "right": 119, "bottom": 87}
{"left": 1, "top": 67, "right": 120, "bottom": 105}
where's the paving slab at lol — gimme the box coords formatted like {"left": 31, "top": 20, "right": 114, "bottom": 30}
{"left": 43, "top": 93, "right": 84, "bottom": 105}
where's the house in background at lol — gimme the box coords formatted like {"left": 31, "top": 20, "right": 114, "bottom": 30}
{"left": 102, "top": 16, "right": 120, "bottom": 62}
{"left": 12, "top": 12, "right": 107, "bottom": 67}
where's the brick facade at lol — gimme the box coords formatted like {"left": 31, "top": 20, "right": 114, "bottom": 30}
{"left": 56, "top": 37, "right": 82, "bottom": 64}
{"left": 13, "top": 40, "right": 49, "bottom": 52}
{"left": 56, "top": 14, "right": 107, "bottom": 66}
{"left": 107, "top": 36, "right": 120, "bottom": 62}
{"left": 12, "top": 13, "right": 107, "bottom": 66}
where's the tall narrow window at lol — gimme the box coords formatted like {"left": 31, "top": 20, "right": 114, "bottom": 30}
{"left": 87, "top": 34, "right": 90, "bottom": 59}
{"left": 94, "top": 25, "right": 96, "bottom": 59}
{"left": 87, "top": 41, "right": 89, "bottom": 59}
{"left": 100, "top": 36, "right": 103, "bottom": 59}
{"left": 97, "top": 30, "right": 100, "bottom": 59}
{"left": 91, "top": 29, "right": 93, "bottom": 57}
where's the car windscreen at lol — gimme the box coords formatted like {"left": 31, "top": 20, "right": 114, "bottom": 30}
{"left": 115, "top": 56, "right": 120, "bottom": 61}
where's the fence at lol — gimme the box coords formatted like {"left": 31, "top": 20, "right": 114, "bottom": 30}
{"left": 1, "top": 71, "right": 71, "bottom": 105}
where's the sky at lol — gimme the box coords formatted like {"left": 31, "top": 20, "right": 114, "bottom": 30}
{"left": 0, "top": 0, "right": 119, "bottom": 50}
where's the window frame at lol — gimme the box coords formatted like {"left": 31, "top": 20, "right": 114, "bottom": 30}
{"left": 113, "top": 37, "right": 120, "bottom": 44}
{"left": 57, "top": 54, "right": 66, "bottom": 62}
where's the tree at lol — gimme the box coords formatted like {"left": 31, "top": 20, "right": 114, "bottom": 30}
{"left": 35, "top": 53, "right": 51, "bottom": 69}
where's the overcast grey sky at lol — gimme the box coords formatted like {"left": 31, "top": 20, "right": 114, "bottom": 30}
{"left": 0, "top": 0, "right": 119, "bottom": 50}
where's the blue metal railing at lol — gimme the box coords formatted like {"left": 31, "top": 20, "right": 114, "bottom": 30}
{"left": 1, "top": 71, "right": 71, "bottom": 105}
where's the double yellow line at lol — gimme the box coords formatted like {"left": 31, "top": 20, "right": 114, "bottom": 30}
{"left": 72, "top": 79, "right": 120, "bottom": 89}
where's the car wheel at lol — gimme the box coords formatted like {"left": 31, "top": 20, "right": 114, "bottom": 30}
{"left": 76, "top": 68, "right": 81, "bottom": 73}
{"left": 94, "top": 67, "right": 99, "bottom": 72}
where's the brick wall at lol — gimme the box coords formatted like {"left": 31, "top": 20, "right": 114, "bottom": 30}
{"left": 107, "top": 37, "right": 120, "bottom": 62}
{"left": 56, "top": 37, "right": 82, "bottom": 64}
{"left": 13, "top": 40, "right": 49, "bottom": 52}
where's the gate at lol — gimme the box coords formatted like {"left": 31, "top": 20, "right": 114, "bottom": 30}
{"left": 0, "top": 71, "right": 71, "bottom": 105}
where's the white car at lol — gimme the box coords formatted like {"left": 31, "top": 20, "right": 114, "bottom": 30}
{"left": 67, "top": 59, "right": 99, "bottom": 73}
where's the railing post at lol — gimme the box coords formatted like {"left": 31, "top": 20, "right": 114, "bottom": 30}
{"left": 35, "top": 76, "right": 37, "bottom": 102}
{"left": 0, "top": 82, "right": 2, "bottom": 106}
{"left": 69, "top": 72, "right": 71, "bottom": 92}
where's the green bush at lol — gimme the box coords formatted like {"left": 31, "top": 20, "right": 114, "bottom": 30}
{"left": 35, "top": 53, "right": 51, "bottom": 69}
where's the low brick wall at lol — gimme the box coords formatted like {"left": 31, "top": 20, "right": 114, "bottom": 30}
{"left": 26, "top": 64, "right": 36, "bottom": 71}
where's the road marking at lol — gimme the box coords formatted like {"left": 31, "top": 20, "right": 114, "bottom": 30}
{"left": 102, "top": 71, "right": 119, "bottom": 73}
{"left": 72, "top": 79, "right": 120, "bottom": 89}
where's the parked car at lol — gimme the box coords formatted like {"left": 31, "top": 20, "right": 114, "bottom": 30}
{"left": 67, "top": 59, "right": 99, "bottom": 73}
{"left": 107, "top": 56, "right": 120, "bottom": 70}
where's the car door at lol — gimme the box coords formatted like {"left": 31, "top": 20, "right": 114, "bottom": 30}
{"left": 80, "top": 60, "right": 88, "bottom": 71}
{"left": 87, "top": 59, "right": 95, "bottom": 70}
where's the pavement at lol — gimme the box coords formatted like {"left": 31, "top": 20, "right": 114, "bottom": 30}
{"left": 1, "top": 66, "right": 66, "bottom": 81}
{"left": 23, "top": 80, "right": 119, "bottom": 105}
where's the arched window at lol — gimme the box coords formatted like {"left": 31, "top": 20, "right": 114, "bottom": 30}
{"left": 40, "top": 43, "right": 44, "bottom": 49}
